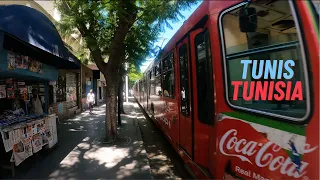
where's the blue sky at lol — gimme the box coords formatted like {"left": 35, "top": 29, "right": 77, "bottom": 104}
{"left": 140, "top": 1, "right": 203, "bottom": 72}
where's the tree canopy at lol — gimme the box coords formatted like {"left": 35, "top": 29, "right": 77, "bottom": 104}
{"left": 55, "top": 0, "right": 198, "bottom": 71}
{"left": 54, "top": 0, "right": 199, "bottom": 141}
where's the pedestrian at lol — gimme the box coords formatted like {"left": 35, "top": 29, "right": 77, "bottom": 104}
{"left": 31, "top": 89, "right": 44, "bottom": 115}
{"left": 87, "top": 89, "right": 95, "bottom": 114}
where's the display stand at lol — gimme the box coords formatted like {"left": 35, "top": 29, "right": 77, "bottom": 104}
{"left": 0, "top": 115, "right": 58, "bottom": 178}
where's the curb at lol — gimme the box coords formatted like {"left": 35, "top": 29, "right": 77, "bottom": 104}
{"left": 134, "top": 110, "right": 154, "bottom": 179}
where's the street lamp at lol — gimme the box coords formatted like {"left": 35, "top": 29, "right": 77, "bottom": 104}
{"left": 125, "top": 62, "right": 128, "bottom": 103}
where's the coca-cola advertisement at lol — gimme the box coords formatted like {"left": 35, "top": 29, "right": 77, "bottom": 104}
{"left": 217, "top": 115, "right": 318, "bottom": 180}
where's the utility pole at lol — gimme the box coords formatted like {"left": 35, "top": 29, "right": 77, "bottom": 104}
{"left": 125, "top": 63, "right": 129, "bottom": 102}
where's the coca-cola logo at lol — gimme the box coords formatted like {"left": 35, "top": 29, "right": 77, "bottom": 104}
{"left": 219, "top": 129, "right": 318, "bottom": 179}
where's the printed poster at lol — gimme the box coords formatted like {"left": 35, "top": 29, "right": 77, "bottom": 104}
{"left": 32, "top": 133, "right": 42, "bottom": 153}
{"left": 1, "top": 131, "right": 12, "bottom": 152}
{"left": 7, "top": 87, "right": 15, "bottom": 99}
{"left": 16, "top": 55, "right": 29, "bottom": 69}
{"left": 12, "top": 129, "right": 23, "bottom": 145}
{"left": 45, "top": 129, "right": 52, "bottom": 142}
{"left": 0, "top": 85, "right": 6, "bottom": 99}
{"left": 26, "top": 124, "right": 33, "bottom": 138}
{"left": 40, "top": 131, "right": 48, "bottom": 146}
{"left": 32, "top": 123, "right": 38, "bottom": 135}
{"left": 37, "top": 120, "right": 45, "bottom": 133}
{"left": 67, "top": 87, "right": 77, "bottom": 102}
{"left": 29, "top": 60, "right": 39, "bottom": 73}
{"left": 29, "top": 60, "right": 43, "bottom": 74}
{"left": 22, "top": 125, "right": 33, "bottom": 139}
{"left": 23, "top": 137, "right": 33, "bottom": 158}
{"left": 7, "top": 52, "right": 15, "bottom": 70}
{"left": 19, "top": 87, "right": 28, "bottom": 100}
{"left": 12, "top": 136, "right": 33, "bottom": 166}
{"left": 12, "top": 141, "right": 26, "bottom": 166}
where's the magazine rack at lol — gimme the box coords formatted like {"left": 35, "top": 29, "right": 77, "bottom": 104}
{"left": 0, "top": 115, "right": 58, "bottom": 177}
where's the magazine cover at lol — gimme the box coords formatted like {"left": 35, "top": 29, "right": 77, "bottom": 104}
{"left": 6, "top": 87, "right": 15, "bottom": 99}
{"left": 13, "top": 141, "right": 26, "bottom": 166}
{"left": 1, "top": 131, "right": 12, "bottom": 152}
{"left": 32, "top": 133, "right": 42, "bottom": 153}
{"left": 40, "top": 131, "right": 48, "bottom": 146}
{"left": 23, "top": 137, "right": 33, "bottom": 159}
{"left": 7, "top": 51, "right": 15, "bottom": 70}
{"left": 26, "top": 125, "right": 33, "bottom": 138}
{"left": 32, "top": 123, "right": 38, "bottom": 135}
{"left": 37, "top": 120, "right": 45, "bottom": 133}
{"left": 0, "top": 85, "right": 6, "bottom": 99}
{"left": 16, "top": 55, "right": 29, "bottom": 69}
{"left": 29, "top": 59, "right": 39, "bottom": 73}
{"left": 45, "top": 128, "right": 52, "bottom": 142}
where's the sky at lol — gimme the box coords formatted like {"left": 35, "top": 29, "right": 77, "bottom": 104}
{"left": 140, "top": 1, "right": 203, "bottom": 73}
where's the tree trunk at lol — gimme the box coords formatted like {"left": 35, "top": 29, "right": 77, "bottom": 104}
{"left": 119, "top": 77, "right": 125, "bottom": 114}
{"left": 105, "top": 81, "right": 118, "bottom": 142}
{"left": 117, "top": 88, "right": 121, "bottom": 126}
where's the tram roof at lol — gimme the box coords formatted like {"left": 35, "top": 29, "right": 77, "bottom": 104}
{"left": 143, "top": 1, "right": 209, "bottom": 74}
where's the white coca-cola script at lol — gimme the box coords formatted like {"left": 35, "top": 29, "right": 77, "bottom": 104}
{"left": 219, "top": 129, "right": 318, "bottom": 179}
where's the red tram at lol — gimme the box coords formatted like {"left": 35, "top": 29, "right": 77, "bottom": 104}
{"left": 133, "top": 1, "right": 319, "bottom": 179}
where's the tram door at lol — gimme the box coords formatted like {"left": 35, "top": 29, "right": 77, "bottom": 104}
{"left": 177, "top": 37, "right": 193, "bottom": 156}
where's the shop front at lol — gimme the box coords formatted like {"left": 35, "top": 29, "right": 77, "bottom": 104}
{"left": 0, "top": 4, "right": 80, "bottom": 177}
{"left": 80, "top": 64, "right": 93, "bottom": 111}
{"left": 97, "top": 72, "right": 106, "bottom": 104}
{"left": 48, "top": 69, "right": 81, "bottom": 120}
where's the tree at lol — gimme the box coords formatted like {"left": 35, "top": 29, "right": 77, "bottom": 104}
{"left": 117, "top": 64, "right": 143, "bottom": 115}
{"left": 128, "top": 64, "right": 143, "bottom": 89}
{"left": 55, "top": 0, "right": 198, "bottom": 142}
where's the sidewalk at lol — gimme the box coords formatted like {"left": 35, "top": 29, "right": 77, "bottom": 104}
{"left": 11, "top": 102, "right": 152, "bottom": 179}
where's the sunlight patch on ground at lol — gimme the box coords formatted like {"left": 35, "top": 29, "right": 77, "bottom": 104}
{"left": 158, "top": 165, "right": 170, "bottom": 173}
{"left": 150, "top": 154, "right": 168, "bottom": 161}
{"left": 116, "top": 160, "right": 138, "bottom": 179}
{"left": 83, "top": 146, "right": 130, "bottom": 168}
{"left": 59, "top": 149, "right": 81, "bottom": 168}
{"left": 57, "top": 136, "right": 130, "bottom": 170}
{"left": 77, "top": 142, "right": 90, "bottom": 150}
{"left": 68, "top": 129, "right": 88, "bottom": 132}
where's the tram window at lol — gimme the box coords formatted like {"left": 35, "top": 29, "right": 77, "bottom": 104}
{"left": 150, "top": 70, "right": 155, "bottom": 95}
{"left": 155, "top": 61, "right": 162, "bottom": 96}
{"left": 155, "top": 76, "right": 162, "bottom": 96}
{"left": 162, "top": 53, "right": 175, "bottom": 99}
{"left": 195, "top": 30, "right": 214, "bottom": 126}
{"left": 179, "top": 44, "right": 190, "bottom": 116}
{"left": 148, "top": 71, "right": 152, "bottom": 97}
{"left": 155, "top": 62, "right": 161, "bottom": 76}
{"left": 221, "top": 1, "right": 308, "bottom": 120}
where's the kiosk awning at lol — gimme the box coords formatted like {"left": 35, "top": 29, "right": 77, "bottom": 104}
{"left": 0, "top": 5, "right": 80, "bottom": 69}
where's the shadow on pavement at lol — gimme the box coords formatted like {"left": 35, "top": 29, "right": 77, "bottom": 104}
{"left": 1, "top": 103, "right": 151, "bottom": 179}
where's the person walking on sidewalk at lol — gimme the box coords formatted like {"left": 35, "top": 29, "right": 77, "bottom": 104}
{"left": 87, "top": 89, "right": 95, "bottom": 114}
{"left": 31, "top": 89, "right": 44, "bottom": 115}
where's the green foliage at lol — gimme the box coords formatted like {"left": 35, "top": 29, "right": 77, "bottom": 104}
{"left": 128, "top": 64, "right": 143, "bottom": 88}
{"left": 55, "top": 0, "right": 199, "bottom": 73}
